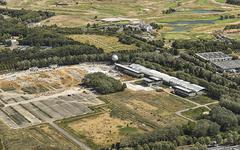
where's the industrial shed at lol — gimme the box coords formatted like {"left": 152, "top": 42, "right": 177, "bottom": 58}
{"left": 212, "top": 60, "right": 240, "bottom": 73}
{"left": 196, "top": 52, "right": 232, "bottom": 62}
{"left": 115, "top": 63, "right": 144, "bottom": 78}
{"left": 129, "top": 64, "right": 205, "bottom": 96}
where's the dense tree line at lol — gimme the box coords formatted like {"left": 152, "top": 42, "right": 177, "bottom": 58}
{"left": 82, "top": 72, "right": 126, "bottom": 94}
{"left": 19, "top": 28, "right": 79, "bottom": 47}
{"left": 224, "top": 24, "right": 240, "bottom": 30}
{"left": 172, "top": 39, "right": 240, "bottom": 53}
{"left": 0, "top": 8, "right": 55, "bottom": 23}
{"left": 226, "top": 0, "right": 240, "bottom": 5}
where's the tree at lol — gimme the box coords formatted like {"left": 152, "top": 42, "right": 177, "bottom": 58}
{"left": 209, "top": 107, "right": 238, "bottom": 131}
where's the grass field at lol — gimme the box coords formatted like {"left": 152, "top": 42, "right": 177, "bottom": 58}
{"left": 58, "top": 90, "right": 195, "bottom": 149}
{"left": 182, "top": 107, "right": 209, "bottom": 120}
{"left": 64, "top": 113, "right": 143, "bottom": 148}
{"left": 2, "top": 0, "right": 240, "bottom": 40}
{"left": 0, "top": 121, "right": 79, "bottom": 150}
{"left": 188, "top": 95, "right": 217, "bottom": 105}
{"left": 100, "top": 90, "right": 195, "bottom": 127}
{"left": 69, "top": 34, "right": 138, "bottom": 52}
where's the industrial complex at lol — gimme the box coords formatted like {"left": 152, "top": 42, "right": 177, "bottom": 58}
{"left": 196, "top": 52, "right": 240, "bottom": 73}
{"left": 115, "top": 63, "right": 205, "bottom": 97}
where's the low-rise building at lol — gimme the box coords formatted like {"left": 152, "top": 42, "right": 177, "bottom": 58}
{"left": 212, "top": 60, "right": 240, "bottom": 73}
{"left": 142, "top": 77, "right": 162, "bottom": 87}
{"left": 115, "top": 63, "right": 144, "bottom": 78}
{"left": 173, "top": 86, "right": 196, "bottom": 97}
{"left": 196, "top": 52, "right": 232, "bottom": 62}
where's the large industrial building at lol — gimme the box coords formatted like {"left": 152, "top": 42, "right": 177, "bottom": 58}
{"left": 196, "top": 52, "right": 232, "bottom": 62}
{"left": 114, "top": 63, "right": 205, "bottom": 97}
{"left": 212, "top": 60, "right": 240, "bottom": 73}
{"left": 115, "top": 63, "right": 144, "bottom": 78}
{"left": 196, "top": 52, "right": 240, "bottom": 73}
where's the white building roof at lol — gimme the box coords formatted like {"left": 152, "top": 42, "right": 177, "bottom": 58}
{"left": 115, "top": 63, "right": 141, "bottom": 74}
{"left": 130, "top": 64, "right": 205, "bottom": 92}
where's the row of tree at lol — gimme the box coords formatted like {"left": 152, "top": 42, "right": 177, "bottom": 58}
{"left": 226, "top": 0, "right": 240, "bottom": 5}
{"left": 0, "top": 8, "right": 55, "bottom": 23}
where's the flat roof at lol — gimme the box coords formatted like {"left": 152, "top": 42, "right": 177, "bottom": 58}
{"left": 212, "top": 60, "right": 240, "bottom": 70}
{"left": 196, "top": 52, "right": 232, "bottom": 61}
{"left": 115, "top": 63, "right": 141, "bottom": 74}
{"left": 173, "top": 86, "right": 193, "bottom": 93}
{"left": 130, "top": 64, "right": 205, "bottom": 92}
{"left": 142, "top": 78, "right": 153, "bottom": 83}
{"left": 149, "top": 76, "right": 161, "bottom": 81}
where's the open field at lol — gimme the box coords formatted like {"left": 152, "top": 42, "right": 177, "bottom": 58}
{"left": 182, "top": 107, "right": 209, "bottom": 120}
{"left": 64, "top": 113, "right": 143, "bottom": 148}
{"left": 69, "top": 34, "right": 138, "bottom": 52}
{"left": 59, "top": 89, "right": 195, "bottom": 149}
{"left": 0, "top": 121, "right": 79, "bottom": 150}
{"left": 188, "top": 95, "right": 217, "bottom": 105}
{"left": 100, "top": 90, "right": 195, "bottom": 128}
{"left": 3, "top": 0, "right": 240, "bottom": 36}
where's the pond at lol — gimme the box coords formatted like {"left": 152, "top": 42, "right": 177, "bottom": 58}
{"left": 165, "top": 19, "right": 215, "bottom": 25}
{"left": 189, "top": 9, "right": 224, "bottom": 14}
{"left": 171, "top": 25, "right": 191, "bottom": 32}
{"left": 160, "top": 19, "right": 216, "bottom": 32}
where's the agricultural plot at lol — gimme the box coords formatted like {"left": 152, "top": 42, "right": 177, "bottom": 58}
{"left": 0, "top": 122, "right": 79, "bottom": 150}
{"left": 69, "top": 34, "right": 138, "bottom": 52}
{"left": 0, "top": 91, "right": 104, "bottom": 129}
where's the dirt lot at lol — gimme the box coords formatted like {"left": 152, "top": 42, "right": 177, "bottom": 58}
{"left": 67, "top": 113, "right": 142, "bottom": 147}
{"left": 0, "top": 66, "right": 86, "bottom": 94}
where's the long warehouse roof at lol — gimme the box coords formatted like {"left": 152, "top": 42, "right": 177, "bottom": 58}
{"left": 129, "top": 64, "right": 205, "bottom": 92}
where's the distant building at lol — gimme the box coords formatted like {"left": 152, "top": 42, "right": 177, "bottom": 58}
{"left": 29, "top": 67, "right": 39, "bottom": 72}
{"left": 196, "top": 52, "right": 232, "bottom": 62}
{"left": 49, "top": 64, "right": 58, "bottom": 69}
{"left": 115, "top": 63, "right": 144, "bottom": 78}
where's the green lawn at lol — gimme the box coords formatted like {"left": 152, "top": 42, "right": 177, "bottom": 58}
{"left": 182, "top": 107, "right": 209, "bottom": 120}
{"left": 189, "top": 95, "right": 217, "bottom": 105}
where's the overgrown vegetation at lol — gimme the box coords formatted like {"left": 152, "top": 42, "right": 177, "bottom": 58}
{"left": 82, "top": 72, "right": 126, "bottom": 94}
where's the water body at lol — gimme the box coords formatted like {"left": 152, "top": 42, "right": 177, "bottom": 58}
{"left": 190, "top": 9, "right": 224, "bottom": 14}
{"left": 165, "top": 19, "right": 215, "bottom": 25}
{"left": 160, "top": 19, "right": 216, "bottom": 32}
{"left": 171, "top": 25, "right": 191, "bottom": 32}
